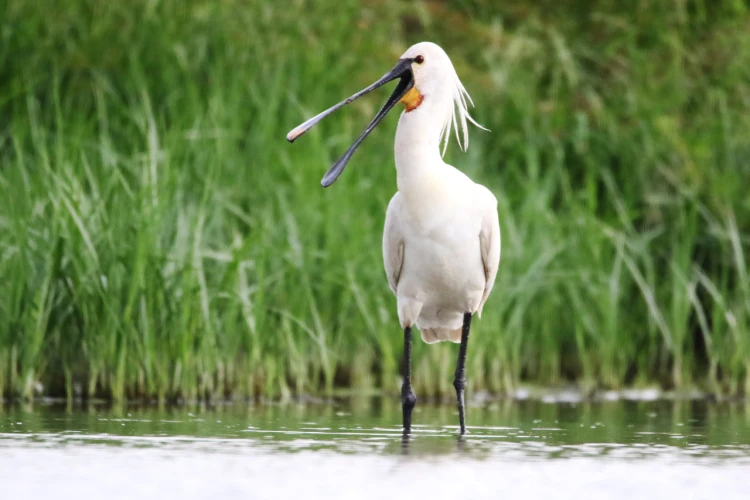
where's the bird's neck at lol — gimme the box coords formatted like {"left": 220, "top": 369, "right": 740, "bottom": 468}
{"left": 393, "top": 103, "right": 447, "bottom": 197}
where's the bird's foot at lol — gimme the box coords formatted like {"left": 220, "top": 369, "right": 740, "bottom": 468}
{"left": 453, "top": 375, "right": 467, "bottom": 435}
{"left": 401, "top": 384, "right": 417, "bottom": 433}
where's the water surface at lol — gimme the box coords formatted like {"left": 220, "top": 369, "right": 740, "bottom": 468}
{"left": 1, "top": 397, "right": 749, "bottom": 499}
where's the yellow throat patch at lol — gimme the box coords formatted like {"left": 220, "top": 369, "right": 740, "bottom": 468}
{"left": 399, "top": 86, "right": 423, "bottom": 112}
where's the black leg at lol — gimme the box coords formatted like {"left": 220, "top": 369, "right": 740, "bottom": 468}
{"left": 401, "top": 325, "right": 417, "bottom": 433}
{"left": 453, "top": 312, "right": 472, "bottom": 435}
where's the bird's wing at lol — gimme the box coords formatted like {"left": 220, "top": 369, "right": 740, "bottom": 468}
{"left": 477, "top": 187, "right": 501, "bottom": 317}
{"left": 382, "top": 193, "right": 405, "bottom": 295}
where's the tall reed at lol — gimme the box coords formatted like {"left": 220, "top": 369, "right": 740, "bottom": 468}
{"left": 1, "top": 0, "right": 748, "bottom": 400}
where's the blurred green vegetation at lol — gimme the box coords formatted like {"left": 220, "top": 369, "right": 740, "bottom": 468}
{"left": 1, "top": 0, "right": 749, "bottom": 402}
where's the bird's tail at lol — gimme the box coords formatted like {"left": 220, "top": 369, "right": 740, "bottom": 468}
{"left": 420, "top": 327, "right": 462, "bottom": 344}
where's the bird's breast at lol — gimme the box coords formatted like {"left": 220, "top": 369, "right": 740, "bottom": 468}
{"left": 400, "top": 209, "right": 484, "bottom": 291}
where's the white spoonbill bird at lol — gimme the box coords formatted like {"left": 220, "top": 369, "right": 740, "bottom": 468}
{"left": 287, "top": 42, "right": 500, "bottom": 435}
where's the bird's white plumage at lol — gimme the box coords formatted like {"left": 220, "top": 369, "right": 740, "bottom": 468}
{"left": 382, "top": 42, "right": 501, "bottom": 344}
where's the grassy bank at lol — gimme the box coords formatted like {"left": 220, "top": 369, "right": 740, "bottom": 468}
{"left": 1, "top": 0, "right": 749, "bottom": 401}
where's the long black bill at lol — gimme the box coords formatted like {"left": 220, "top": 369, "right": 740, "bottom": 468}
{"left": 286, "top": 58, "right": 414, "bottom": 187}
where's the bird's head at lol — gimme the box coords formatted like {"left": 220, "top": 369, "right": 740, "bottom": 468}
{"left": 286, "top": 41, "right": 485, "bottom": 187}
{"left": 397, "top": 42, "right": 486, "bottom": 156}
{"left": 397, "top": 42, "right": 453, "bottom": 113}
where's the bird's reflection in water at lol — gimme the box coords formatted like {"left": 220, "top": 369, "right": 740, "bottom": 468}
{"left": 400, "top": 430, "right": 470, "bottom": 456}
{"left": 456, "top": 434, "right": 468, "bottom": 453}
{"left": 401, "top": 431, "right": 411, "bottom": 456}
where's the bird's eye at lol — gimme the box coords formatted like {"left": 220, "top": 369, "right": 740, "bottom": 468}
{"left": 415, "top": 55, "right": 425, "bottom": 64}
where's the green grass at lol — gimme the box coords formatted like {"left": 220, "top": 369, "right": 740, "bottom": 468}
{"left": 1, "top": 0, "right": 749, "bottom": 401}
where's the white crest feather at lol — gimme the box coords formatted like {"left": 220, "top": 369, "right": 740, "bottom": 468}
{"left": 438, "top": 67, "right": 488, "bottom": 157}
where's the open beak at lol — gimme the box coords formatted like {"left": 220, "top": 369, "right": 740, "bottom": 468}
{"left": 286, "top": 58, "right": 414, "bottom": 187}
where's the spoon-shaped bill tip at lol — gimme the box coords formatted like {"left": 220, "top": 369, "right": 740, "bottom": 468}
{"left": 286, "top": 125, "right": 306, "bottom": 142}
